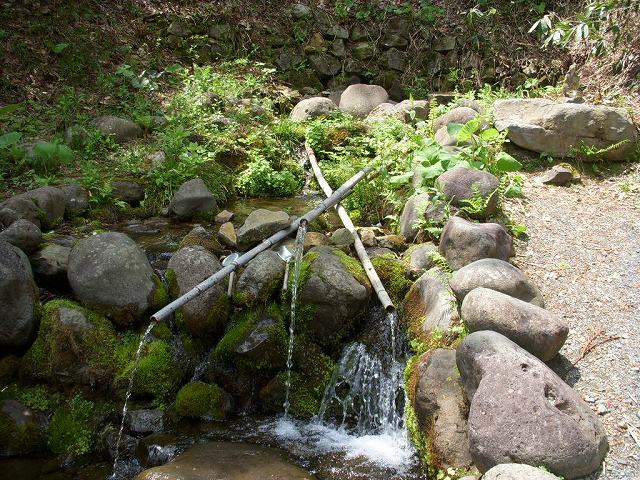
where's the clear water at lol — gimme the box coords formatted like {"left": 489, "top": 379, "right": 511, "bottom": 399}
{"left": 283, "top": 222, "right": 308, "bottom": 418}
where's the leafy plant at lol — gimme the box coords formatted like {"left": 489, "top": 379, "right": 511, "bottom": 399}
{"left": 26, "top": 141, "right": 74, "bottom": 174}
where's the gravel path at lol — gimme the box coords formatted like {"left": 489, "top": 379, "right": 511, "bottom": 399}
{"left": 505, "top": 166, "right": 640, "bottom": 480}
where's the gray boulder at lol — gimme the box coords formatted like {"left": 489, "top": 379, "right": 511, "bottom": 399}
{"left": 0, "top": 241, "right": 38, "bottom": 352}
{"left": 299, "top": 246, "right": 371, "bottom": 347}
{"left": 434, "top": 126, "right": 458, "bottom": 147}
{"left": 411, "top": 349, "right": 472, "bottom": 469}
{"left": 367, "top": 100, "right": 429, "bottom": 123}
{"left": 439, "top": 217, "right": 513, "bottom": 270}
{"left": 456, "top": 331, "right": 609, "bottom": 478}
{"left": 404, "top": 268, "right": 459, "bottom": 343}
{"left": 126, "top": 409, "right": 164, "bottom": 434}
{"left": 112, "top": 181, "right": 145, "bottom": 205}
{"left": 483, "top": 464, "right": 562, "bottom": 480}
{"left": 435, "top": 167, "right": 500, "bottom": 217}
{"left": 434, "top": 107, "right": 479, "bottom": 131}
{"left": 0, "top": 196, "right": 42, "bottom": 228}
{"left": 0, "top": 187, "right": 65, "bottom": 229}
{"left": 236, "top": 209, "right": 290, "bottom": 251}
{"left": 67, "top": 232, "right": 166, "bottom": 326}
{"left": 352, "top": 42, "right": 376, "bottom": 60}
{"left": 61, "top": 184, "right": 89, "bottom": 215}
{"left": 398, "top": 193, "right": 430, "bottom": 242}
{"left": 493, "top": 98, "right": 637, "bottom": 161}
{"left": 235, "top": 251, "right": 285, "bottom": 306}
{"left": 401, "top": 242, "right": 437, "bottom": 275}
{"left": 330, "top": 227, "right": 354, "bottom": 246}
{"left": 308, "top": 53, "right": 341, "bottom": 78}
{"left": 339, "top": 84, "right": 389, "bottom": 117}
{"left": 167, "top": 246, "right": 229, "bottom": 338}
{"left": 290, "top": 97, "right": 337, "bottom": 122}
{"left": 168, "top": 178, "right": 217, "bottom": 220}
{"left": 29, "top": 244, "right": 71, "bottom": 281}
{"left": 0, "top": 208, "right": 19, "bottom": 229}
{"left": 93, "top": 115, "right": 143, "bottom": 144}
{"left": 461, "top": 287, "right": 568, "bottom": 361}
{"left": 0, "top": 219, "right": 42, "bottom": 253}
{"left": 450, "top": 258, "right": 544, "bottom": 306}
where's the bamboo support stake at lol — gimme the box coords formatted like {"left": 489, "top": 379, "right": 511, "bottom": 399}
{"left": 304, "top": 142, "right": 395, "bottom": 312}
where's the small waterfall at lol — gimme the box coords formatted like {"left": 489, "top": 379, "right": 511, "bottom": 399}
{"left": 110, "top": 322, "right": 155, "bottom": 480}
{"left": 282, "top": 221, "right": 307, "bottom": 418}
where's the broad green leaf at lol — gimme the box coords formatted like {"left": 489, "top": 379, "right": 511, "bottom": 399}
{"left": 457, "top": 117, "right": 482, "bottom": 143}
{"left": 0, "top": 104, "right": 21, "bottom": 118}
{"left": 56, "top": 144, "right": 74, "bottom": 163}
{"left": 495, "top": 152, "right": 523, "bottom": 172}
{"left": 446, "top": 123, "right": 463, "bottom": 137}
{"left": 479, "top": 128, "right": 500, "bottom": 141}
{"left": 417, "top": 161, "right": 445, "bottom": 180}
{"left": 389, "top": 172, "right": 413, "bottom": 185}
{"left": 0, "top": 131, "right": 21, "bottom": 149}
{"left": 51, "top": 42, "right": 69, "bottom": 54}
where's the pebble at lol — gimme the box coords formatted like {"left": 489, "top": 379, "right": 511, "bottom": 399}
{"left": 597, "top": 404, "right": 609, "bottom": 415}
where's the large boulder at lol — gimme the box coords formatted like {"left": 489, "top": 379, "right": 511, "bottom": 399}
{"left": 67, "top": 232, "right": 166, "bottom": 326}
{"left": 0, "top": 187, "right": 66, "bottom": 229}
{"left": 434, "top": 106, "right": 479, "bottom": 131}
{"left": 0, "top": 241, "right": 39, "bottom": 352}
{"left": 29, "top": 244, "right": 71, "bottom": 282}
{"left": 0, "top": 399, "right": 44, "bottom": 457}
{"left": 339, "top": 84, "right": 389, "bottom": 117}
{"left": 450, "top": 258, "right": 544, "bottom": 307}
{"left": 93, "top": 115, "right": 143, "bottom": 144}
{"left": 401, "top": 242, "right": 437, "bottom": 276}
{"left": 236, "top": 209, "right": 290, "bottom": 251}
{"left": 168, "top": 179, "right": 217, "bottom": 220}
{"left": 493, "top": 98, "right": 638, "bottom": 161}
{"left": 435, "top": 167, "right": 500, "bottom": 217}
{"left": 0, "top": 219, "right": 42, "bottom": 253}
{"left": 439, "top": 217, "right": 513, "bottom": 270}
{"left": 234, "top": 250, "right": 285, "bottom": 306}
{"left": 404, "top": 268, "right": 460, "bottom": 343}
{"left": 290, "top": 97, "right": 337, "bottom": 122}
{"left": 61, "top": 184, "right": 89, "bottom": 216}
{"left": 456, "top": 331, "right": 609, "bottom": 478}
{"left": 298, "top": 246, "right": 371, "bottom": 348}
{"left": 483, "top": 464, "right": 562, "bottom": 480}
{"left": 167, "top": 246, "right": 229, "bottom": 338}
{"left": 411, "top": 348, "right": 472, "bottom": 469}
{"left": 135, "top": 442, "right": 313, "bottom": 480}
{"left": 461, "top": 287, "right": 568, "bottom": 361}
{"left": 398, "top": 193, "right": 430, "bottom": 242}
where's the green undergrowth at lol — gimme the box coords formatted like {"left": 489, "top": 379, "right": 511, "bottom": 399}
{"left": 175, "top": 381, "right": 226, "bottom": 420}
{"left": 48, "top": 394, "right": 95, "bottom": 455}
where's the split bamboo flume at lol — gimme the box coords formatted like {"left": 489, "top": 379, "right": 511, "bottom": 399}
{"left": 305, "top": 142, "right": 395, "bottom": 313}
{"left": 151, "top": 166, "right": 373, "bottom": 323}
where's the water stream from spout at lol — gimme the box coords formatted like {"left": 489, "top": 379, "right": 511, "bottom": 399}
{"left": 282, "top": 222, "right": 307, "bottom": 418}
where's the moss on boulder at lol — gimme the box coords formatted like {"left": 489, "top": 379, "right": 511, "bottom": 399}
{"left": 371, "top": 253, "right": 413, "bottom": 304}
{"left": 175, "top": 381, "right": 228, "bottom": 420}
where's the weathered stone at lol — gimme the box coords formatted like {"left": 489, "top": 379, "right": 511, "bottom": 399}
{"left": 434, "top": 107, "right": 479, "bottom": 131}
{"left": 0, "top": 399, "right": 43, "bottom": 457}
{"left": 276, "top": 49, "right": 306, "bottom": 71}
{"left": 395, "top": 99, "right": 429, "bottom": 120}
{"left": 235, "top": 251, "right": 285, "bottom": 306}
{"left": 136, "top": 433, "right": 179, "bottom": 468}
{"left": 291, "top": 3, "right": 313, "bottom": 20}
{"left": 308, "top": 53, "right": 341, "bottom": 79}
{"left": 537, "top": 165, "right": 575, "bottom": 185}
{"left": 0, "top": 187, "right": 65, "bottom": 229}
{"left": 304, "top": 32, "right": 326, "bottom": 54}
{"left": 352, "top": 41, "right": 376, "bottom": 60}
{"left": 214, "top": 210, "right": 234, "bottom": 223}
{"left": 179, "top": 226, "right": 223, "bottom": 255}
{"left": 461, "top": 287, "right": 568, "bottom": 361}
{"left": 112, "top": 181, "right": 145, "bottom": 206}
{"left": 0, "top": 208, "right": 19, "bottom": 229}
{"left": 435, "top": 167, "right": 500, "bottom": 217}
{"left": 376, "top": 234, "right": 406, "bottom": 252}
{"left": 433, "top": 35, "right": 456, "bottom": 52}
{"left": 493, "top": 98, "right": 637, "bottom": 161}
{"left": 67, "top": 232, "right": 164, "bottom": 326}
{"left": 167, "top": 20, "right": 192, "bottom": 37}
{"left": 217, "top": 222, "right": 237, "bottom": 249}
{"left": 330, "top": 38, "right": 346, "bottom": 58}
{"left": 168, "top": 178, "right": 217, "bottom": 220}
{"left": 290, "top": 97, "right": 337, "bottom": 122}
{"left": 0, "top": 241, "right": 38, "bottom": 352}
{"left": 382, "top": 47, "right": 406, "bottom": 71}
{"left": 167, "top": 246, "right": 228, "bottom": 338}
{"left": 434, "top": 126, "right": 458, "bottom": 147}
{"left": 456, "top": 98, "right": 484, "bottom": 115}
{"left": 93, "top": 115, "right": 143, "bottom": 144}
{"left": 208, "top": 24, "right": 232, "bottom": 41}
{"left": 330, "top": 227, "right": 354, "bottom": 246}
{"left": 401, "top": 242, "right": 437, "bottom": 275}
{"left": 399, "top": 193, "right": 430, "bottom": 242}
{"left": 29, "top": 244, "right": 70, "bottom": 281}
{"left": 412, "top": 349, "right": 472, "bottom": 469}
{"left": 0, "top": 219, "right": 42, "bottom": 254}
{"left": 450, "top": 258, "right": 544, "bottom": 307}
{"left": 236, "top": 209, "right": 290, "bottom": 251}
{"left": 126, "top": 409, "right": 164, "bottom": 434}
{"left": 303, "top": 231, "right": 329, "bottom": 252}
{"left": 339, "top": 84, "right": 389, "bottom": 117}
{"left": 383, "top": 33, "right": 408, "bottom": 49}
{"left": 439, "top": 217, "right": 513, "bottom": 270}
{"left": 457, "top": 331, "right": 609, "bottom": 478}
{"left": 358, "top": 229, "right": 377, "bottom": 247}
{"left": 483, "top": 464, "right": 562, "bottom": 480}
{"left": 61, "top": 184, "right": 88, "bottom": 216}
{"left": 366, "top": 246, "right": 395, "bottom": 258}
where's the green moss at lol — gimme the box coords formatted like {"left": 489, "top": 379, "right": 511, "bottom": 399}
{"left": 48, "top": 394, "right": 95, "bottom": 455}
{"left": 178, "top": 231, "right": 223, "bottom": 254}
{"left": 0, "top": 409, "right": 45, "bottom": 456}
{"left": 165, "top": 268, "right": 179, "bottom": 299}
{"left": 150, "top": 273, "right": 169, "bottom": 310}
{"left": 403, "top": 355, "right": 431, "bottom": 466}
{"left": 334, "top": 249, "right": 370, "bottom": 288}
{"left": 151, "top": 321, "right": 173, "bottom": 342}
{"left": 175, "top": 381, "right": 225, "bottom": 420}
{"left": 371, "top": 254, "right": 413, "bottom": 304}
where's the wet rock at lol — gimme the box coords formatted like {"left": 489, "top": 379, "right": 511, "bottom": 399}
{"left": 401, "top": 242, "right": 437, "bottom": 276}
{"left": 290, "top": 97, "right": 337, "bottom": 122}
{"left": 450, "top": 258, "right": 544, "bottom": 306}
{"left": 236, "top": 209, "right": 290, "bottom": 251}
{"left": 456, "top": 331, "right": 609, "bottom": 478}
{"left": 339, "top": 84, "right": 389, "bottom": 117}
{"left": 179, "top": 225, "right": 223, "bottom": 255}
{"left": 61, "top": 184, "right": 89, "bottom": 216}
{"left": 398, "top": 193, "right": 430, "bottom": 242}
{"left": 0, "top": 241, "right": 38, "bottom": 352}
{"left": 299, "top": 246, "right": 371, "bottom": 348}
{"left": 434, "top": 107, "right": 479, "bottom": 131}
{"left": 126, "top": 409, "right": 164, "bottom": 434}
{"left": 0, "top": 399, "right": 44, "bottom": 457}
{"left": 93, "top": 115, "right": 143, "bottom": 144}
{"left": 0, "top": 219, "right": 42, "bottom": 253}
{"left": 135, "top": 441, "right": 313, "bottom": 480}
{"left": 439, "top": 217, "right": 513, "bottom": 270}
{"left": 214, "top": 209, "right": 234, "bottom": 223}
{"left": 411, "top": 349, "right": 472, "bottom": 469}
{"left": 0, "top": 187, "right": 66, "bottom": 229}
{"left": 483, "top": 463, "right": 562, "bottom": 480}
{"left": 235, "top": 251, "right": 285, "bottom": 306}
{"left": 461, "top": 287, "right": 568, "bottom": 361}
{"left": 136, "top": 433, "right": 179, "bottom": 468}
{"left": 29, "top": 244, "right": 71, "bottom": 282}
{"left": 167, "top": 246, "right": 229, "bottom": 338}
{"left": 112, "top": 181, "right": 145, "bottom": 206}
{"left": 175, "top": 381, "right": 232, "bottom": 420}
{"left": 67, "top": 232, "right": 166, "bottom": 326}
{"left": 217, "top": 222, "right": 237, "bottom": 249}
{"left": 330, "top": 227, "right": 354, "bottom": 246}
{"left": 102, "top": 426, "right": 138, "bottom": 461}
{"left": 404, "top": 268, "right": 460, "bottom": 342}
{"left": 303, "top": 231, "right": 329, "bottom": 251}
{"left": 494, "top": 99, "right": 637, "bottom": 160}
{"left": 435, "top": 167, "right": 500, "bottom": 217}
{"left": 168, "top": 178, "right": 217, "bottom": 220}
{"left": 537, "top": 165, "right": 575, "bottom": 185}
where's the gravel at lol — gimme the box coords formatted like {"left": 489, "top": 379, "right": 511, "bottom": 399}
{"left": 505, "top": 166, "right": 640, "bottom": 480}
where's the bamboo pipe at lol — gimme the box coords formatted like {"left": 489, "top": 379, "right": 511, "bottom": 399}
{"left": 304, "top": 142, "right": 395, "bottom": 313}
{"left": 151, "top": 166, "right": 373, "bottom": 323}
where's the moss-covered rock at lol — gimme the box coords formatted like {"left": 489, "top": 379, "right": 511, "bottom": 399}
{"left": 178, "top": 226, "right": 224, "bottom": 255}
{"left": 0, "top": 399, "right": 45, "bottom": 457}
{"left": 371, "top": 253, "right": 413, "bottom": 304}
{"left": 20, "top": 299, "right": 119, "bottom": 386}
{"left": 48, "top": 394, "right": 95, "bottom": 455}
{"left": 175, "top": 381, "right": 229, "bottom": 420}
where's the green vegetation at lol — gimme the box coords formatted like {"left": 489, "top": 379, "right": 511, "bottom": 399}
{"left": 48, "top": 394, "right": 95, "bottom": 455}
{"left": 175, "top": 381, "right": 226, "bottom": 420}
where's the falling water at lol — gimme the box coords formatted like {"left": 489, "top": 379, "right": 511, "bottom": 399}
{"left": 109, "top": 322, "right": 155, "bottom": 480}
{"left": 282, "top": 221, "right": 308, "bottom": 418}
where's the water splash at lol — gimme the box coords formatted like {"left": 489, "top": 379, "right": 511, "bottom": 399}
{"left": 109, "top": 322, "right": 155, "bottom": 480}
{"left": 283, "top": 221, "right": 307, "bottom": 418}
